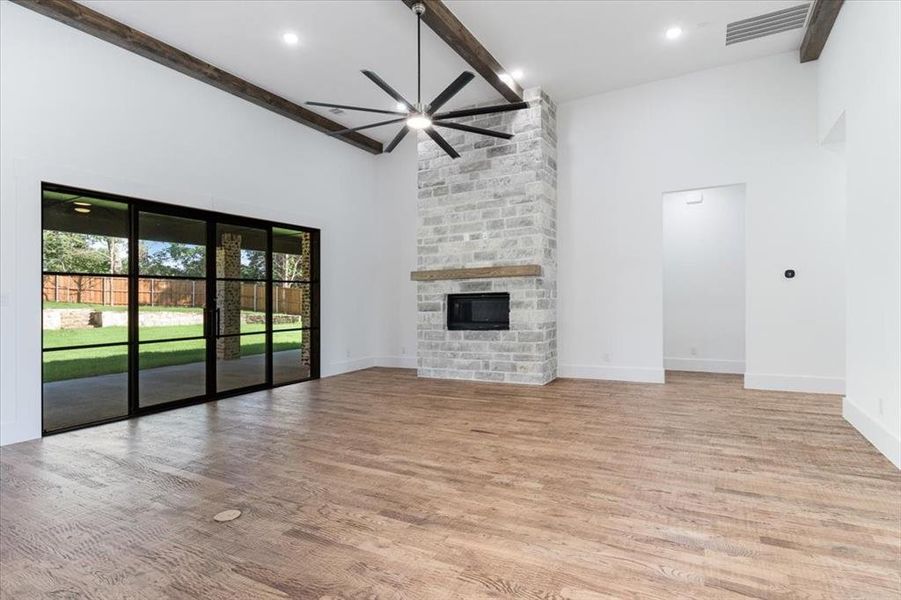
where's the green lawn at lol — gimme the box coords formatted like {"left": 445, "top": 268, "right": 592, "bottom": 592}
{"left": 43, "top": 324, "right": 303, "bottom": 382}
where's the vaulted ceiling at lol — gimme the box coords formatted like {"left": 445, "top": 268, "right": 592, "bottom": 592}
{"left": 78, "top": 0, "right": 812, "bottom": 144}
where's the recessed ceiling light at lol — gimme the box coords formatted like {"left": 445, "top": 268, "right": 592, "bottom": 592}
{"left": 73, "top": 201, "right": 91, "bottom": 207}
{"left": 282, "top": 32, "right": 299, "bottom": 46}
{"left": 499, "top": 73, "right": 515, "bottom": 87}
{"left": 74, "top": 207, "right": 91, "bottom": 214}
{"left": 510, "top": 69, "right": 524, "bottom": 81}
{"left": 396, "top": 102, "right": 407, "bottom": 112}
{"left": 406, "top": 114, "right": 432, "bottom": 130}
{"left": 665, "top": 26, "right": 683, "bottom": 40}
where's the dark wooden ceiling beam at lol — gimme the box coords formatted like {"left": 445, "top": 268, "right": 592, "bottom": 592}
{"left": 10, "top": 0, "right": 383, "bottom": 154}
{"left": 800, "top": 0, "right": 844, "bottom": 63}
{"left": 401, "top": 0, "right": 523, "bottom": 103}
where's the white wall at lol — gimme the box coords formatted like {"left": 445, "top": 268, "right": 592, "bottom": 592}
{"left": 0, "top": 3, "right": 409, "bottom": 445}
{"left": 818, "top": 0, "right": 901, "bottom": 468}
{"left": 558, "top": 52, "right": 846, "bottom": 391}
{"left": 663, "top": 185, "right": 745, "bottom": 374}
{"left": 372, "top": 139, "right": 419, "bottom": 368}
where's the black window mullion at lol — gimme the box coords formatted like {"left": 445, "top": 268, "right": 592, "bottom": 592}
{"left": 128, "top": 201, "right": 139, "bottom": 416}
{"left": 44, "top": 340, "right": 131, "bottom": 353}
{"left": 136, "top": 273, "right": 208, "bottom": 282}
{"left": 42, "top": 271, "right": 132, "bottom": 279}
{"left": 266, "top": 226, "right": 273, "bottom": 387}
{"left": 206, "top": 219, "right": 216, "bottom": 398}
{"left": 138, "top": 335, "right": 208, "bottom": 346}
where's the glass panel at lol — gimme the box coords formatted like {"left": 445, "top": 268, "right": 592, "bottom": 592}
{"left": 43, "top": 345, "right": 128, "bottom": 431}
{"left": 138, "top": 278, "right": 206, "bottom": 341}
{"left": 42, "top": 190, "right": 129, "bottom": 274}
{"left": 139, "top": 212, "right": 206, "bottom": 277}
{"left": 139, "top": 339, "right": 207, "bottom": 407}
{"left": 216, "top": 223, "right": 267, "bottom": 280}
{"left": 42, "top": 275, "right": 129, "bottom": 348}
{"left": 217, "top": 333, "right": 266, "bottom": 392}
{"left": 272, "top": 282, "right": 310, "bottom": 330}
{"left": 215, "top": 280, "right": 267, "bottom": 335}
{"left": 272, "top": 228, "right": 311, "bottom": 281}
{"left": 273, "top": 330, "right": 311, "bottom": 384}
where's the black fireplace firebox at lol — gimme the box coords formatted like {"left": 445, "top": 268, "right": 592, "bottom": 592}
{"left": 447, "top": 293, "right": 510, "bottom": 330}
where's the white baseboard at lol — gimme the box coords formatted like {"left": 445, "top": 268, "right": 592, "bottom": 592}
{"left": 323, "top": 357, "right": 377, "bottom": 377}
{"left": 664, "top": 357, "right": 744, "bottom": 374}
{"left": 744, "top": 373, "right": 845, "bottom": 395}
{"left": 372, "top": 356, "right": 417, "bottom": 369}
{"left": 323, "top": 356, "right": 417, "bottom": 377}
{"left": 843, "top": 397, "right": 901, "bottom": 469}
{"left": 558, "top": 364, "right": 665, "bottom": 384}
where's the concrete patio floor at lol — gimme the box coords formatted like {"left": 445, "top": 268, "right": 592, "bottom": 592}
{"left": 43, "top": 350, "right": 310, "bottom": 431}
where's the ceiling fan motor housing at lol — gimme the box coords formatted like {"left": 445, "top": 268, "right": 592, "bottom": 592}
{"left": 306, "top": 0, "right": 529, "bottom": 158}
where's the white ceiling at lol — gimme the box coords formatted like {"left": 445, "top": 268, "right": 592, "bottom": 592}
{"left": 447, "top": 0, "right": 811, "bottom": 101}
{"left": 79, "top": 0, "right": 810, "bottom": 143}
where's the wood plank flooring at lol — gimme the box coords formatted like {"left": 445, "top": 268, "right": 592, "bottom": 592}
{"left": 1, "top": 368, "right": 899, "bottom": 599}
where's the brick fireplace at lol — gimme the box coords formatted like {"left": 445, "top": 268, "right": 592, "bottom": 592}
{"left": 413, "top": 88, "right": 557, "bottom": 384}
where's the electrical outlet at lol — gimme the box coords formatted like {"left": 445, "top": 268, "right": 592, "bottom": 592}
{"left": 346, "top": 349, "right": 351, "bottom": 359}
{"left": 603, "top": 353, "right": 611, "bottom": 363}
{"left": 878, "top": 397, "right": 884, "bottom": 416}
{"left": 401, "top": 346, "right": 407, "bottom": 355}
{"left": 690, "top": 347, "right": 698, "bottom": 357}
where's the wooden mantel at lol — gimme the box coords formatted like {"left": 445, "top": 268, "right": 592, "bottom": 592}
{"left": 410, "top": 265, "right": 541, "bottom": 281}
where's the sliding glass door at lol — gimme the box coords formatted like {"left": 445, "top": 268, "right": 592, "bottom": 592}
{"left": 41, "top": 191, "right": 131, "bottom": 432}
{"left": 272, "top": 227, "right": 315, "bottom": 384}
{"left": 212, "top": 222, "right": 269, "bottom": 394}
{"left": 137, "top": 210, "right": 209, "bottom": 408}
{"left": 41, "top": 184, "right": 319, "bottom": 434}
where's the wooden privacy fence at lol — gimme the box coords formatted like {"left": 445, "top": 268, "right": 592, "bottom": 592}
{"left": 42, "top": 275, "right": 304, "bottom": 314}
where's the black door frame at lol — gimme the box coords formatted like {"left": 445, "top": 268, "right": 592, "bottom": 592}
{"left": 41, "top": 182, "right": 320, "bottom": 435}
{"left": 207, "top": 216, "right": 272, "bottom": 399}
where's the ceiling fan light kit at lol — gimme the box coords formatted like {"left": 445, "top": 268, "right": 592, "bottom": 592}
{"left": 307, "top": 2, "right": 529, "bottom": 158}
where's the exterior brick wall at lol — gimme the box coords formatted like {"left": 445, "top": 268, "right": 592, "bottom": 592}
{"left": 216, "top": 233, "right": 242, "bottom": 360}
{"left": 416, "top": 88, "right": 558, "bottom": 385}
{"left": 300, "top": 232, "right": 312, "bottom": 366}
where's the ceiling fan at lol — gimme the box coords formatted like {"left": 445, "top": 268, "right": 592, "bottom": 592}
{"left": 306, "top": 2, "right": 530, "bottom": 159}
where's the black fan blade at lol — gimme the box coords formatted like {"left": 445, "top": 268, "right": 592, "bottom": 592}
{"left": 384, "top": 126, "right": 410, "bottom": 153}
{"left": 361, "top": 70, "right": 414, "bottom": 111}
{"left": 307, "top": 101, "right": 407, "bottom": 116}
{"left": 434, "top": 121, "right": 513, "bottom": 140}
{"left": 428, "top": 71, "right": 475, "bottom": 114}
{"left": 425, "top": 128, "right": 460, "bottom": 159}
{"left": 328, "top": 117, "right": 406, "bottom": 136}
{"left": 433, "top": 101, "right": 530, "bottom": 121}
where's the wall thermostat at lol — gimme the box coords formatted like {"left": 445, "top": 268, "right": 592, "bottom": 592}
{"left": 784, "top": 269, "right": 796, "bottom": 279}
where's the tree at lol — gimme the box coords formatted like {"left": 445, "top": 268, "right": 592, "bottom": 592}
{"left": 138, "top": 241, "right": 205, "bottom": 277}
{"left": 242, "top": 249, "right": 267, "bottom": 279}
{"left": 273, "top": 252, "right": 305, "bottom": 281}
{"left": 42, "top": 231, "right": 122, "bottom": 273}
{"left": 42, "top": 231, "right": 127, "bottom": 304}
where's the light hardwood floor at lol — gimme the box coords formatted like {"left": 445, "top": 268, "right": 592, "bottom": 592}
{"left": 1, "top": 368, "right": 898, "bottom": 599}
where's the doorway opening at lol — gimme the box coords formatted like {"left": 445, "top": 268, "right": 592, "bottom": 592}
{"left": 662, "top": 184, "right": 746, "bottom": 377}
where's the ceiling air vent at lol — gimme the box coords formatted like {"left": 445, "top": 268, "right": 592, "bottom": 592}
{"left": 725, "top": 3, "right": 811, "bottom": 46}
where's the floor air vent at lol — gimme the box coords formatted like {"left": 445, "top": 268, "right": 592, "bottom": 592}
{"left": 725, "top": 3, "right": 811, "bottom": 46}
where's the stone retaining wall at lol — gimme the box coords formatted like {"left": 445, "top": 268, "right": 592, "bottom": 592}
{"left": 43, "top": 309, "right": 300, "bottom": 329}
